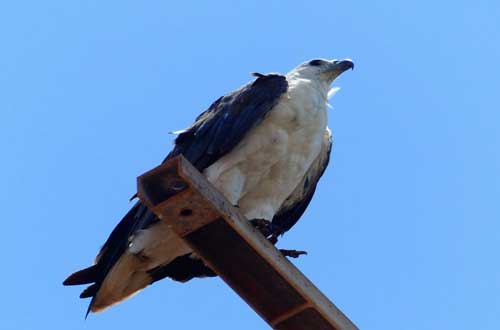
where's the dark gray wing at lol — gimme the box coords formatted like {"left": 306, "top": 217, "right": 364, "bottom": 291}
{"left": 166, "top": 73, "right": 288, "bottom": 171}
{"left": 63, "top": 73, "right": 288, "bottom": 311}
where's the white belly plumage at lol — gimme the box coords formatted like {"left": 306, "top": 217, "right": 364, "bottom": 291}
{"left": 204, "top": 81, "right": 328, "bottom": 220}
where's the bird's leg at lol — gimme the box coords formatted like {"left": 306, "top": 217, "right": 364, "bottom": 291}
{"left": 268, "top": 234, "right": 279, "bottom": 245}
{"left": 250, "top": 220, "right": 299, "bottom": 249}
{"left": 249, "top": 219, "right": 285, "bottom": 242}
{"left": 249, "top": 220, "right": 307, "bottom": 257}
{"left": 267, "top": 223, "right": 286, "bottom": 245}
{"left": 279, "top": 249, "right": 308, "bottom": 258}
{"left": 249, "top": 219, "right": 273, "bottom": 237}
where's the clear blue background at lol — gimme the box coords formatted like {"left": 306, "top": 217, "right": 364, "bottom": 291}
{"left": 1, "top": 1, "right": 498, "bottom": 329}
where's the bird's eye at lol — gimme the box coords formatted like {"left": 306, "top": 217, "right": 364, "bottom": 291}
{"left": 308, "top": 59, "right": 325, "bottom": 66}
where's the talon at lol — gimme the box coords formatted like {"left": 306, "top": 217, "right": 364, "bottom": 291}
{"left": 268, "top": 235, "right": 278, "bottom": 245}
{"left": 250, "top": 219, "right": 271, "bottom": 228}
{"left": 250, "top": 219, "right": 273, "bottom": 237}
{"left": 280, "top": 249, "right": 308, "bottom": 258}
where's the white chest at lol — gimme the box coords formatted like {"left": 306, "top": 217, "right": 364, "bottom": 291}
{"left": 205, "top": 78, "right": 329, "bottom": 220}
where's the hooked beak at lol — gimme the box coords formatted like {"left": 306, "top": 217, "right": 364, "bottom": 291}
{"left": 326, "top": 59, "right": 354, "bottom": 80}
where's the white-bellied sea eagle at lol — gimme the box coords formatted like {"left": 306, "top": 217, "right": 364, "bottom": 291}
{"left": 63, "top": 58, "right": 354, "bottom": 315}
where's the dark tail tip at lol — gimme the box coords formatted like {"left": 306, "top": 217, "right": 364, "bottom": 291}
{"left": 85, "top": 305, "right": 92, "bottom": 320}
{"left": 80, "top": 284, "right": 98, "bottom": 299}
{"left": 63, "top": 265, "right": 98, "bottom": 286}
{"left": 85, "top": 296, "right": 98, "bottom": 319}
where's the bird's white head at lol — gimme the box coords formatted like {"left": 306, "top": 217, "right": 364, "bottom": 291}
{"left": 287, "top": 58, "right": 354, "bottom": 94}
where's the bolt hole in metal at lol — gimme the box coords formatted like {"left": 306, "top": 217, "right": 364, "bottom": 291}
{"left": 171, "top": 180, "right": 187, "bottom": 191}
{"left": 180, "top": 208, "right": 193, "bottom": 217}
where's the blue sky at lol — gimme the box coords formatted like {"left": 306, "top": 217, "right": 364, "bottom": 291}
{"left": 1, "top": 1, "right": 499, "bottom": 329}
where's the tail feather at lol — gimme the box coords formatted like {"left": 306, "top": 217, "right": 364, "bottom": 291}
{"left": 63, "top": 202, "right": 157, "bottom": 315}
{"left": 63, "top": 265, "right": 98, "bottom": 286}
{"left": 64, "top": 201, "right": 210, "bottom": 315}
{"left": 80, "top": 284, "right": 98, "bottom": 298}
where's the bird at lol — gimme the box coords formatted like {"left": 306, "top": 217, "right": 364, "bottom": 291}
{"left": 63, "top": 58, "right": 354, "bottom": 316}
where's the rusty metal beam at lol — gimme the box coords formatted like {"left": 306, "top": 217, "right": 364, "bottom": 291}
{"left": 137, "top": 155, "right": 358, "bottom": 330}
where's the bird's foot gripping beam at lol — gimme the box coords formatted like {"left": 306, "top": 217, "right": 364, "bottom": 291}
{"left": 137, "top": 155, "right": 358, "bottom": 330}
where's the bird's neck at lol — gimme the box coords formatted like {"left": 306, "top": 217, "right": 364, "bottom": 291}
{"left": 287, "top": 72, "right": 330, "bottom": 93}
{"left": 286, "top": 74, "right": 331, "bottom": 103}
